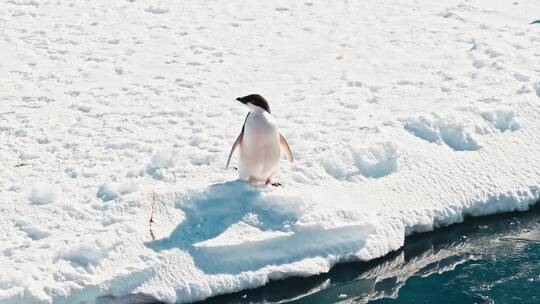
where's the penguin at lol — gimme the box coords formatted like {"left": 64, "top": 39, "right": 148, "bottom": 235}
{"left": 226, "top": 94, "right": 293, "bottom": 186}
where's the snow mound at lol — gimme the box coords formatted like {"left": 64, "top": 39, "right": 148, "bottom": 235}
{"left": 61, "top": 236, "right": 121, "bottom": 268}
{"left": 146, "top": 150, "right": 179, "bottom": 181}
{"left": 404, "top": 115, "right": 481, "bottom": 151}
{"left": 480, "top": 109, "right": 520, "bottom": 132}
{"left": 97, "top": 182, "right": 138, "bottom": 202}
{"left": 319, "top": 142, "right": 399, "bottom": 180}
{"left": 145, "top": 6, "right": 170, "bottom": 15}
{"left": 533, "top": 82, "right": 540, "bottom": 97}
{"left": 352, "top": 142, "right": 398, "bottom": 178}
{"left": 29, "top": 184, "right": 61, "bottom": 205}
{"left": 15, "top": 221, "right": 51, "bottom": 241}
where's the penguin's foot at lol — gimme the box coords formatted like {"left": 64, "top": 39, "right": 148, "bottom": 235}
{"left": 265, "top": 178, "right": 282, "bottom": 187}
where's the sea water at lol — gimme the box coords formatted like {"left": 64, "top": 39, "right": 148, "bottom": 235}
{"left": 199, "top": 204, "right": 540, "bottom": 304}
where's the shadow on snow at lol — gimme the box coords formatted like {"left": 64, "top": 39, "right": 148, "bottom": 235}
{"left": 146, "top": 181, "right": 371, "bottom": 275}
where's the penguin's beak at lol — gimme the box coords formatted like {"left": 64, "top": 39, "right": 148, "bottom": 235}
{"left": 236, "top": 97, "right": 247, "bottom": 104}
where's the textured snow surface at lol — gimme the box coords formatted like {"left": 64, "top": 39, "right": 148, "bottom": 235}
{"left": 1, "top": 0, "right": 540, "bottom": 303}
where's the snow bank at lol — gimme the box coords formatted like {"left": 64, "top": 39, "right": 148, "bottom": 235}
{"left": 1, "top": 0, "right": 540, "bottom": 303}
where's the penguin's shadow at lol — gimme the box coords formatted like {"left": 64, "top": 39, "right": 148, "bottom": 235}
{"left": 145, "top": 181, "right": 298, "bottom": 270}
{"left": 146, "top": 180, "right": 372, "bottom": 275}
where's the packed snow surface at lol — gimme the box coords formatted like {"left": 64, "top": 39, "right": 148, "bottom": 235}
{"left": 1, "top": 0, "right": 540, "bottom": 303}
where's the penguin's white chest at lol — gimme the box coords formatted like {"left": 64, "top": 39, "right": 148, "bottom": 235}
{"left": 239, "top": 112, "right": 280, "bottom": 182}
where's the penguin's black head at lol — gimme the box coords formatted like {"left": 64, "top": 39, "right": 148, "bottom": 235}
{"left": 236, "top": 94, "right": 271, "bottom": 113}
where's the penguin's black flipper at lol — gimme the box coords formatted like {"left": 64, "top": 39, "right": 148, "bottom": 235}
{"left": 226, "top": 113, "right": 250, "bottom": 169}
{"left": 226, "top": 131, "right": 243, "bottom": 169}
{"left": 279, "top": 134, "right": 293, "bottom": 162}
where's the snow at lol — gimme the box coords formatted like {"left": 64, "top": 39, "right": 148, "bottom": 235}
{"left": 480, "top": 108, "right": 521, "bottom": 132}
{"left": 29, "top": 184, "right": 62, "bottom": 205}
{"left": 1, "top": 0, "right": 539, "bottom": 303}
{"left": 404, "top": 115, "right": 482, "bottom": 151}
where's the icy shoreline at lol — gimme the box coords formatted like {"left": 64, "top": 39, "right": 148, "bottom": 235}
{"left": 2, "top": 0, "right": 540, "bottom": 303}
{"left": 194, "top": 203, "right": 540, "bottom": 304}
{"left": 95, "top": 174, "right": 540, "bottom": 304}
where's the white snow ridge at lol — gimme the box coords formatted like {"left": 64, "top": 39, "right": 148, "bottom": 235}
{"left": 1, "top": 0, "right": 540, "bottom": 303}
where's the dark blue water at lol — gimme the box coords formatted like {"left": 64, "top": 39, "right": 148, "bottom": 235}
{"left": 199, "top": 204, "right": 540, "bottom": 304}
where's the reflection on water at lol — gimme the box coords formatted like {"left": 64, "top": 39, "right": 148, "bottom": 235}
{"left": 198, "top": 204, "right": 540, "bottom": 304}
